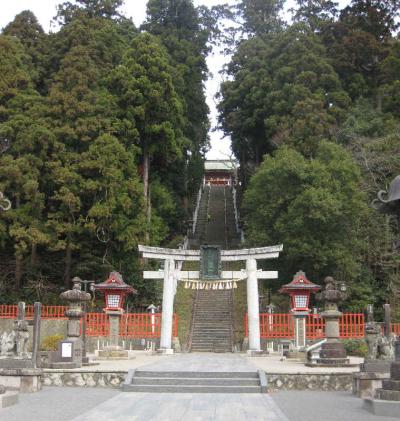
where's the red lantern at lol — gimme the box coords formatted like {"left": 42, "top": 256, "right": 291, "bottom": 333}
{"left": 94, "top": 272, "right": 136, "bottom": 312}
{"left": 279, "top": 271, "right": 320, "bottom": 312}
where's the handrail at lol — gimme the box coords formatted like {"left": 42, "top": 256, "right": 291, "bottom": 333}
{"left": 192, "top": 184, "right": 203, "bottom": 236}
{"left": 231, "top": 185, "right": 245, "bottom": 243}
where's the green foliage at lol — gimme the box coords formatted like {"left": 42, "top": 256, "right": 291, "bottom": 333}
{"left": 342, "top": 338, "right": 368, "bottom": 358}
{"left": 40, "top": 334, "right": 64, "bottom": 351}
{"left": 0, "top": 3, "right": 208, "bottom": 305}
{"left": 243, "top": 142, "right": 369, "bottom": 303}
{"left": 219, "top": 23, "right": 350, "bottom": 182}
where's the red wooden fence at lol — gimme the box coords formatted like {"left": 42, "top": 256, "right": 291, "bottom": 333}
{"left": 0, "top": 305, "right": 178, "bottom": 338}
{"left": 0, "top": 305, "right": 68, "bottom": 319}
{"left": 245, "top": 313, "right": 369, "bottom": 339}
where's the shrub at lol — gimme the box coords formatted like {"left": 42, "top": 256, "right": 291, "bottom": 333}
{"left": 342, "top": 338, "right": 368, "bottom": 358}
{"left": 40, "top": 335, "right": 63, "bottom": 351}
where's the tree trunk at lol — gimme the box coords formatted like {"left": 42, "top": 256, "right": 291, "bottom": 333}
{"left": 143, "top": 147, "right": 149, "bottom": 206}
{"left": 64, "top": 240, "right": 72, "bottom": 289}
{"left": 145, "top": 186, "right": 151, "bottom": 243}
{"left": 15, "top": 254, "right": 23, "bottom": 290}
{"left": 143, "top": 144, "right": 151, "bottom": 243}
{"left": 30, "top": 242, "right": 37, "bottom": 266}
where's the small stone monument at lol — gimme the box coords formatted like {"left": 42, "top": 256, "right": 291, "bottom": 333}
{"left": 315, "top": 276, "right": 349, "bottom": 366}
{"left": 353, "top": 304, "right": 395, "bottom": 398}
{"left": 0, "top": 302, "right": 42, "bottom": 393}
{"left": 94, "top": 272, "right": 136, "bottom": 359}
{"left": 45, "top": 279, "right": 91, "bottom": 368}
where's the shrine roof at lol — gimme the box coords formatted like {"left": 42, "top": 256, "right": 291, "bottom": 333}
{"left": 205, "top": 160, "right": 238, "bottom": 172}
{"left": 94, "top": 271, "right": 136, "bottom": 293}
{"left": 279, "top": 270, "right": 321, "bottom": 292}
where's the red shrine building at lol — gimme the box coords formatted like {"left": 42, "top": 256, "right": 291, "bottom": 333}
{"left": 204, "top": 160, "right": 238, "bottom": 186}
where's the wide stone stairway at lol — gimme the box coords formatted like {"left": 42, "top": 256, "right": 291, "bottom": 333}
{"left": 188, "top": 185, "right": 241, "bottom": 353}
{"left": 122, "top": 354, "right": 265, "bottom": 393}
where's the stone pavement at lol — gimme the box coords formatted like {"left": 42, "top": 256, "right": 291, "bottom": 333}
{"left": 67, "top": 351, "right": 362, "bottom": 374}
{"left": 0, "top": 352, "right": 373, "bottom": 421}
{"left": 0, "top": 387, "right": 397, "bottom": 421}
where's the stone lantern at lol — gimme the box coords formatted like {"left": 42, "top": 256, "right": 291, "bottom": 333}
{"left": 58, "top": 277, "right": 91, "bottom": 368}
{"left": 316, "top": 276, "right": 349, "bottom": 366}
{"left": 280, "top": 270, "right": 320, "bottom": 350}
{"left": 94, "top": 271, "right": 136, "bottom": 358}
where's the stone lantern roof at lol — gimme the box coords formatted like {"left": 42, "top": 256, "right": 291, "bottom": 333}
{"left": 94, "top": 271, "right": 137, "bottom": 294}
{"left": 279, "top": 270, "right": 321, "bottom": 294}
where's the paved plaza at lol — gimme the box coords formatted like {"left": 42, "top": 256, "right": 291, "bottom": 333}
{"left": 0, "top": 352, "right": 391, "bottom": 420}
{"left": 56, "top": 350, "right": 363, "bottom": 374}
{"left": 0, "top": 387, "right": 397, "bottom": 421}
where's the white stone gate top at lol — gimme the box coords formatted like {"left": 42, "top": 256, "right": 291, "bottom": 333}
{"left": 138, "top": 244, "right": 283, "bottom": 261}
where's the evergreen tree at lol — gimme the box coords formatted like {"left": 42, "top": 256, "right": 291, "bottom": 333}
{"left": 243, "top": 142, "right": 370, "bottom": 308}
{"left": 235, "top": 0, "right": 285, "bottom": 36}
{"left": 219, "top": 23, "right": 350, "bottom": 181}
{"left": 292, "top": 0, "right": 338, "bottom": 33}
{"left": 108, "top": 32, "right": 186, "bottom": 242}
{"left": 2, "top": 11, "right": 49, "bottom": 93}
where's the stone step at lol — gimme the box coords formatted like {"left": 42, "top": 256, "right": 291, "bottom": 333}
{"left": 123, "top": 384, "right": 261, "bottom": 393}
{"left": 122, "top": 369, "right": 263, "bottom": 393}
{"left": 132, "top": 371, "right": 259, "bottom": 379}
{"left": 132, "top": 378, "right": 259, "bottom": 386}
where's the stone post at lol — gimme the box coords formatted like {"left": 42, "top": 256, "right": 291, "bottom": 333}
{"left": 383, "top": 303, "right": 391, "bottom": 338}
{"left": 159, "top": 259, "right": 175, "bottom": 354}
{"left": 246, "top": 258, "right": 261, "bottom": 355}
{"left": 293, "top": 314, "right": 307, "bottom": 349}
{"left": 106, "top": 311, "right": 122, "bottom": 349}
{"left": 31, "top": 302, "right": 41, "bottom": 368}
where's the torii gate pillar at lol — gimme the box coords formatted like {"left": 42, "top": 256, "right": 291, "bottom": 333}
{"left": 159, "top": 259, "right": 175, "bottom": 354}
{"left": 246, "top": 258, "right": 261, "bottom": 355}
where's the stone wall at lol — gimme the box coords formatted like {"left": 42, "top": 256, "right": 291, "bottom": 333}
{"left": 267, "top": 373, "right": 353, "bottom": 391}
{"left": 43, "top": 370, "right": 125, "bottom": 388}
{"left": 42, "top": 370, "right": 353, "bottom": 391}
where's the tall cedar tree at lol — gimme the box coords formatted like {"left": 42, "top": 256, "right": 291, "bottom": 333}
{"left": 108, "top": 33, "right": 186, "bottom": 243}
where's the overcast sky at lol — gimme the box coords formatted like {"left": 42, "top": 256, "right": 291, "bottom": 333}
{"left": 0, "top": 0, "right": 348, "bottom": 159}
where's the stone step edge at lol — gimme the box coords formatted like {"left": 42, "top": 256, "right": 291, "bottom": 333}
{"left": 123, "top": 370, "right": 259, "bottom": 380}
{"left": 122, "top": 385, "right": 262, "bottom": 393}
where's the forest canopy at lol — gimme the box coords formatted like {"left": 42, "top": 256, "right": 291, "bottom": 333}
{"left": 0, "top": 0, "right": 400, "bottom": 315}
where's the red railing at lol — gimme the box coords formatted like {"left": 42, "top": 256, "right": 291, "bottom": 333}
{"left": 340, "top": 313, "right": 364, "bottom": 338}
{"left": 306, "top": 314, "right": 325, "bottom": 339}
{"left": 0, "top": 306, "right": 178, "bottom": 338}
{"left": 392, "top": 324, "right": 400, "bottom": 336}
{"left": 0, "top": 305, "right": 68, "bottom": 319}
{"left": 86, "top": 313, "right": 109, "bottom": 337}
{"left": 246, "top": 312, "right": 366, "bottom": 339}
{"left": 85, "top": 313, "right": 178, "bottom": 338}
{"left": 258, "top": 313, "right": 294, "bottom": 338}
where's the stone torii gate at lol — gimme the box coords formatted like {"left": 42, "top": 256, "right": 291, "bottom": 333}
{"left": 139, "top": 244, "right": 283, "bottom": 355}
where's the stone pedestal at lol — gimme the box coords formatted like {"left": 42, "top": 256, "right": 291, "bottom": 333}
{"left": 0, "top": 368, "right": 42, "bottom": 392}
{"left": 364, "top": 359, "right": 400, "bottom": 416}
{"left": 353, "top": 371, "right": 390, "bottom": 398}
{"left": 317, "top": 308, "right": 349, "bottom": 366}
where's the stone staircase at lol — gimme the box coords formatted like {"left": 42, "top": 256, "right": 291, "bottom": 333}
{"left": 187, "top": 185, "right": 242, "bottom": 353}
{"left": 190, "top": 289, "right": 233, "bottom": 352}
{"left": 122, "top": 370, "right": 265, "bottom": 393}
